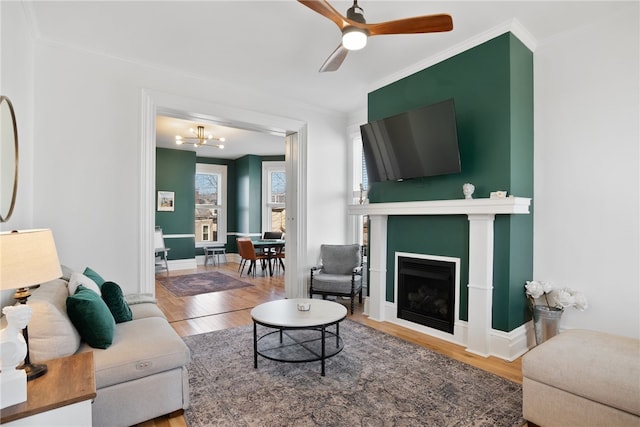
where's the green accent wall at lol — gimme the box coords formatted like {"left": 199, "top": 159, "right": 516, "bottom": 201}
{"left": 156, "top": 149, "right": 284, "bottom": 256}
{"left": 156, "top": 148, "right": 196, "bottom": 260}
{"left": 235, "top": 155, "right": 263, "bottom": 239}
{"left": 367, "top": 33, "right": 533, "bottom": 332}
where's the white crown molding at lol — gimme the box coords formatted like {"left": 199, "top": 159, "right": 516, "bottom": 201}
{"left": 369, "top": 18, "right": 539, "bottom": 95}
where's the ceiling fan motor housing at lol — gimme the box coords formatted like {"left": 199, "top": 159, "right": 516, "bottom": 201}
{"left": 347, "top": 1, "right": 366, "bottom": 24}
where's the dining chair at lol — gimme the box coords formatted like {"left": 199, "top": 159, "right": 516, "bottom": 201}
{"left": 237, "top": 238, "right": 269, "bottom": 277}
{"left": 154, "top": 227, "right": 170, "bottom": 274}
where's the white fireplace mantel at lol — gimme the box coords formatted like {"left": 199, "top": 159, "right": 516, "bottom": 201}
{"left": 347, "top": 197, "right": 531, "bottom": 359}
{"left": 346, "top": 197, "right": 531, "bottom": 217}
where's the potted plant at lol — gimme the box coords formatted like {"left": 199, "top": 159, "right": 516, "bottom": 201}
{"left": 525, "top": 280, "right": 588, "bottom": 345}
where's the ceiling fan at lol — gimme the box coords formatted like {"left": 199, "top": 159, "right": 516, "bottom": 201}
{"left": 298, "top": 0, "right": 453, "bottom": 72}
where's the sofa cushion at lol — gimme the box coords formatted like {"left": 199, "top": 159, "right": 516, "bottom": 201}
{"left": 60, "top": 264, "right": 75, "bottom": 281}
{"left": 66, "top": 285, "right": 116, "bottom": 349}
{"left": 129, "top": 303, "right": 166, "bottom": 320}
{"left": 68, "top": 272, "right": 102, "bottom": 296}
{"left": 320, "top": 244, "right": 361, "bottom": 275}
{"left": 523, "top": 329, "right": 640, "bottom": 416}
{"left": 26, "top": 278, "right": 81, "bottom": 363}
{"left": 312, "top": 272, "right": 362, "bottom": 293}
{"left": 101, "top": 281, "right": 133, "bottom": 323}
{"left": 83, "top": 266, "right": 106, "bottom": 287}
{"left": 78, "top": 316, "right": 191, "bottom": 389}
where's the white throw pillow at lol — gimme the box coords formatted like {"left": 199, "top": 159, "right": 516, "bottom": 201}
{"left": 68, "top": 272, "right": 101, "bottom": 296}
{"left": 27, "top": 278, "right": 82, "bottom": 362}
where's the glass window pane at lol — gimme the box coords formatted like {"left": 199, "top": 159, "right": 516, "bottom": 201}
{"left": 361, "top": 151, "right": 369, "bottom": 191}
{"left": 270, "top": 171, "right": 286, "bottom": 204}
{"left": 195, "top": 207, "right": 218, "bottom": 242}
{"left": 196, "top": 173, "right": 218, "bottom": 205}
{"left": 270, "top": 207, "right": 285, "bottom": 233}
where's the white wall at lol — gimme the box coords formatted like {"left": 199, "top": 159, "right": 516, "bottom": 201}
{"left": 534, "top": 6, "right": 639, "bottom": 338}
{"left": 1, "top": 2, "right": 34, "bottom": 231}
{"left": 28, "top": 41, "right": 347, "bottom": 294}
{"left": 0, "top": 2, "right": 36, "bottom": 309}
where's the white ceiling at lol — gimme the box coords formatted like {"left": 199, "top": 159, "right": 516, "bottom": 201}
{"left": 155, "top": 114, "right": 285, "bottom": 159}
{"left": 24, "top": 0, "right": 630, "bottom": 158}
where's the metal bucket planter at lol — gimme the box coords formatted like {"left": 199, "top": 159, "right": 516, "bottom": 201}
{"left": 533, "top": 305, "right": 563, "bottom": 345}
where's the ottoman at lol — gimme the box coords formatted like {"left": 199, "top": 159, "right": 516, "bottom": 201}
{"left": 522, "top": 329, "right": 640, "bottom": 427}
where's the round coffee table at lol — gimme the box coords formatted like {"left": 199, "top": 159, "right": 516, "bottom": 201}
{"left": 251, "top": 298, "right": 347, "bottom": 376}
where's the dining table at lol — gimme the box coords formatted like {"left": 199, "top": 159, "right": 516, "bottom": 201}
{"left": 252, "top": 239, "right": 285, "bottom": 276}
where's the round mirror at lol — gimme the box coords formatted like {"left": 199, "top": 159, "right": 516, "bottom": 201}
{"left": 0, "top": 96, "right": 18, "bottom": 222}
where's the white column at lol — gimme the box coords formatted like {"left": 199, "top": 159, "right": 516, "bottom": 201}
{"left": 367, "top": 214, "right": 388, "bottom": 321}
{"left": 466, "top": 214, "right": 495, "bottom": 357}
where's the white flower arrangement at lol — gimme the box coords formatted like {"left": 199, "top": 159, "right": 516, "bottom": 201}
{"left": 524, "top": 280, "right": 588, "bottom": 311}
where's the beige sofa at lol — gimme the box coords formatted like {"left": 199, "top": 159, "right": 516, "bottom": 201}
{"left": 26, "top": 275, "right": 190, "bottom": 427}
{"left": 522, "top": 329, "right": 640, "bottom": 427}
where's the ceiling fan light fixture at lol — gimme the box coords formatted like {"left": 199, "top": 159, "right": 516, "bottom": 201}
{"left": 342, "top": 27, "right": 367, "bottom": 50}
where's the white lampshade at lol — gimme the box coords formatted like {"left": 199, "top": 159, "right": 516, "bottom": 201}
{"left": 0, "top": 229, "right": 62, "bottom": 291}
{"left": 342, "top": 27, "right": 368, "bottom": 51}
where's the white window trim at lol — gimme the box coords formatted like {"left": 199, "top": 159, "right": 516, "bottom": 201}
{"left": 348, "top": 127, "right": 367, "bottom": 245}
{"left": 195, "top": 163, "right": 227, "bottom": 247}
{"left": 262, "top": 161, "right": 285, "bottom": 234}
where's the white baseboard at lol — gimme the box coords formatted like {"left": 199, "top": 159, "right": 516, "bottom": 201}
{"left": 195, "top": 254, "right": 240, "bottom": 265}
{"left": 367, "top": 298, "right": 532, "bottom": 361}
{"left": 166, "top": 258, "right": 197, "bottom": 271}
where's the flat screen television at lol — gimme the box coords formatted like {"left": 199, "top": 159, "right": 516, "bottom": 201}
{"left": 360, "top": 98, "right": 461, "bottom": 182}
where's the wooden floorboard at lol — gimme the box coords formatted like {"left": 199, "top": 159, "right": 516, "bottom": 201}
{"left": 138, "top": 261, "right": 524, "bottom": 427}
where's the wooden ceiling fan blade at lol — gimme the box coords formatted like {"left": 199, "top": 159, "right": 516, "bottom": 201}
{"left": 367, "top": 14, "right": 453, "bottom": 36}
{"left": 319, "top": 44, "right": 349, "bottom": 72}
{"left": 298, "top": 0, "right": 348, "bottom": 30}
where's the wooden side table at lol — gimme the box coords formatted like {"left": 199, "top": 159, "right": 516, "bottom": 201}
{"left": 0, "top": 352, "right": 96, "bottom": 426}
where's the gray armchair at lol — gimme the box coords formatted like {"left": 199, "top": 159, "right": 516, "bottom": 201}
{"left": 310, "top": 244, "right": 363, "bottom": 314}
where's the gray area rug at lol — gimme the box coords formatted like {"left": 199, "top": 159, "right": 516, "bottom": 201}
{"left": 157, "top": 271, "right": 253, "bottom": 297}
{"left": 182, "top": 320, "right": 523, "bottom": 426}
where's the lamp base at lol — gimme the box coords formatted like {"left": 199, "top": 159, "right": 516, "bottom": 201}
{"left": 21, "top": 362, "right": 48, "bottom": 381}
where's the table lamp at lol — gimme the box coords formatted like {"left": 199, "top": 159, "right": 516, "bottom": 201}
{"left": 0, "top": 229, "right": 62, "bottom": 408}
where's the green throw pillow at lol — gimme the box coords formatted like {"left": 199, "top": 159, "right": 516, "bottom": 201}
{"left": 101, "top": 281, "right": 133, "bottom": 323}
{"left": 66, "top": 285, "right": 115, "bottom": 349}
{"left": 83, "top": 266, "right": 106, "bottom": 287}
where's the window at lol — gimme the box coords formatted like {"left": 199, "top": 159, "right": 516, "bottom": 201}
{"left": 195, "top": 163, "right": 227, "bottom": 245}
{"left": 262, "top": 162, "right": 286, "bottom": 234}
{"left": 350, "top": 131, "right": 369, "bottom": 248}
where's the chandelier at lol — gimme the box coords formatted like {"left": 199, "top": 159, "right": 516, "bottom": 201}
{"left": 176, "top": 125, "right": 225, "bottom": 148}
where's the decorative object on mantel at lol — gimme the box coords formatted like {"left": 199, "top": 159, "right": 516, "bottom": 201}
{"left": 462, "top": 182, "right": 475, "bottom": 199}
{"left": 525, "top": 280, "right": 588, "bottom": 345}
{"left": 176, "top": 124, "right": 225, "bottom": 148}
{"left": 0, "top": 229, "right": 62, "bottom": 408}
{"left": 490, "top": 190, "right": 508, "bottom": 199}
{"left": 358, "top": 183, "right": 368, "bottom": 204}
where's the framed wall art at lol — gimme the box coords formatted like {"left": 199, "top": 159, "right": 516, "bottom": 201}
{"left": 157, "top": 191, "right": 175, "bottom": 211}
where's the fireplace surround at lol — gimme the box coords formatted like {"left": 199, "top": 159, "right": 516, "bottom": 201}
{"left": 347, "top": 197, "right": 531, "bottom": 361}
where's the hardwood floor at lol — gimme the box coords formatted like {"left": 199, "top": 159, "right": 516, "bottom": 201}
{"left": 137, "top": 261, "right": 524, "bottom": 427}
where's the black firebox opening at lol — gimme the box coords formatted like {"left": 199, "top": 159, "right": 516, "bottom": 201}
{"left": 397, "top": 256, "right": 455, "bottom": 334}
